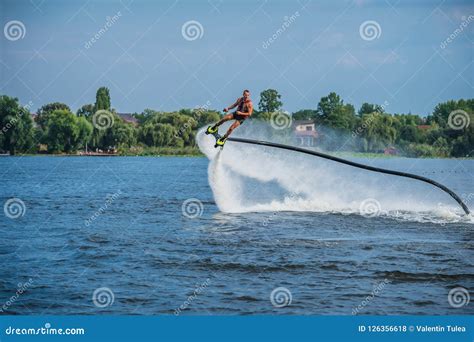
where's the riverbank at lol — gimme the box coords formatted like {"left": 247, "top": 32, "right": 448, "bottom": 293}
{"left": 4, "top": 150, "right": 473, "bottom": 159}
{"left": 118, "top": 146, "right": 202, "bottom": 156}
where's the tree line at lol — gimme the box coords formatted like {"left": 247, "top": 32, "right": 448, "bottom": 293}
{"left": 0, "top": 87, "right": 472, "bottom": 157}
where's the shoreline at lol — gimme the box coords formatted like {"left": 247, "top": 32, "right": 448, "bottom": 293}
{"left": 1, "top": 153, "right": 204, "bottom": 157}
{"left": 2, "top": 153, "right": 473, "bottom": 159}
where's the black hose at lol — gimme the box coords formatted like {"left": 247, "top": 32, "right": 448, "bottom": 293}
{"left": 227, "top": 137, "right": 470, "bottom": 215}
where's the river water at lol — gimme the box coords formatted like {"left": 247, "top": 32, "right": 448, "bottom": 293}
{"left": 0, "top": 153, "right": 473, "bottom": 315}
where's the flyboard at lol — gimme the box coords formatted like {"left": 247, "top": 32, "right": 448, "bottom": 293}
{"left": 210, "top": 136, "right": 470, "bottom": 215}
{"left": 205, "top": 126, "right": 226, "bottom": 149}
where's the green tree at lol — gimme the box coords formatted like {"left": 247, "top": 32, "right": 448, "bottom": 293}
{"left": 316, "top": 92, "right": 356, "bottom": 130}
{"left": 89, "top": 124, "right": 103, "bottom": 150}
{"left": 359, "top": 112, "right": 397, "bottom": 151}
{"left": 425, "top": 127, "right": 443, "bottom": 144}
{"left": 404, "top": 143, "right": 438, "bottom": 157}
{"left": 258, "top": 89, "right": 283, "bottom": 113}
{"left": 134, "top": 109, "right": 158, "bottom": 125}
{"left": 136, "top": 111, "right": 199, "bottom": 147}
{"left": 36, "top": 102, "right": 70, "bottom": 129}
{"left": 101, "top": 118, "right": 136, "bottom": 149}
{"left": 177, "top": 108, "right": 221, "bottom": 127}
{"left": 451, "top": 128, "right": 474, "bottom": 157}
{"left": 139, "top": 122, "right": 178, "bottom": 147}
{"left": 94, "top": 87, "right": 111, "bottom": 111}
{"left": 144, "top": 112, "right": 197, "bottom": 146}
{"left": 77, "top": 104, "right": 95, "bottom": 117}
{"left": 0, "top": 95, "right": 34, "bottom": 155}
{"left": 394, "top": 113, "right": 423, "bottom": 126}
{"left": 432, "top": 136, "right": 451, "bottom": 157}
{"left": 191, "top": 109, "right": 220, "bottom": 127}
{"left": 398, "top": 125, "right": 422, "bottom": 143}
{"left": 429, "top": 99, "right": 473, "bottom": 157}
{"left": 292, "top": 109, "right": 317, "bottom": 121}
{"left": 430, "top": 99, "right": 472, "bottom": 127}
{"left": 317, "top": 92, "right": 342, "bottom": 119}
{"left": 44, "top": 109, "right": 81, "bottom": 153}
{"left": 76, "top": 116, "right": 93, "bottom": 150}
{"left": 358, "top": 103, "right": 384, "bottom": 116}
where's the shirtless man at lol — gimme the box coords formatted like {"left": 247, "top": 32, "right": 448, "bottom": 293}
{"left": 206, "top": 89, "right": 253, "bottom": 147}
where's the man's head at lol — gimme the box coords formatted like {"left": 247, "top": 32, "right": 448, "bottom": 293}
{"left": 243, "top": 89, "right": 250, "bottom": 100}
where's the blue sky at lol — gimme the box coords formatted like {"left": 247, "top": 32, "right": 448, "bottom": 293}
{"left": 0, "top": 0, "right": 473, "bottom": 116}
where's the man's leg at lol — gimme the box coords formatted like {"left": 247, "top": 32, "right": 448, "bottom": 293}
{"left": 222, "top": 120, "right": 241, "bottom": 139}
{"left": 212, "top": 114, "right": 233, "bottom": 129}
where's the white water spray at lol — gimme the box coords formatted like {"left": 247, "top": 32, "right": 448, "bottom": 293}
{"left": 197, "top": 122, "right": 473, "bottom": 223}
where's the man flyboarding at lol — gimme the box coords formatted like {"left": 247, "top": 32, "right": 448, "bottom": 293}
{"left": 206, "top": 89, "right": 253, "bottom": 147}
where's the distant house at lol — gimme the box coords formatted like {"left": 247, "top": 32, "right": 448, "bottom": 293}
{"left": 416, "top": 125, "right": 432, "bottom": 130}
{"left": 293, "top": 120, "right": 317, "bottom": 147}
{"left": 117, "top": 113, "right": 138, "bottom": 125}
